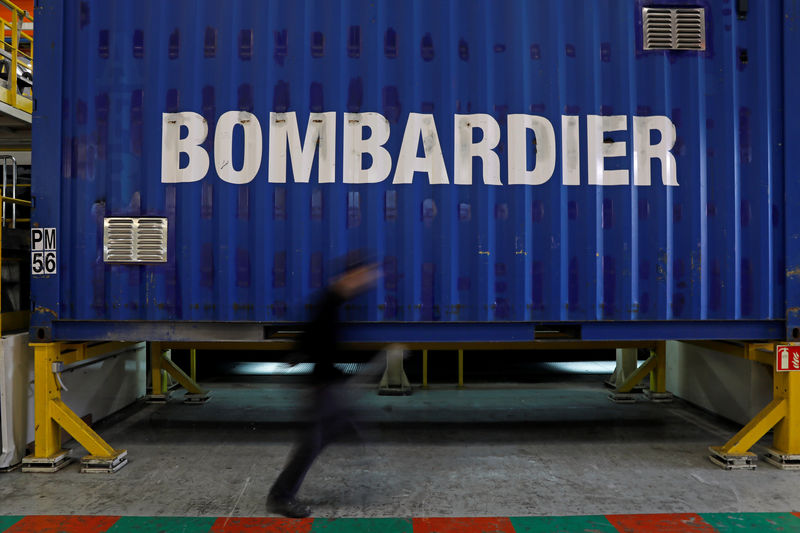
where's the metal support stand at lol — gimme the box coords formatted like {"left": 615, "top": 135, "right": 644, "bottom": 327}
{"left": 609, "top": 342, "right": 673, "bottom": 403}
{"left": 22, "top": 342, "right": 131, "bottom": 473}
{"left": 378, "top": 345, "right": 412, "bottom": 395}
{"left": 145, "top": 343, "right": 210, "bottom": 404}
{"left": 605, "top": 348, "right": 641, "bottom": 390}
{"left": 422, "top": 349, "right": 428, "bottom": 389}
{"left": 458, "top": 349, "right": 464, "bottom": 389}
{"left": 710, "top": 352, "right": 800, "bottom": 470}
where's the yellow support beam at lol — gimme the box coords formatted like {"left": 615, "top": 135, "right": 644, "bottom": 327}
{"left": 609, "top": 343, "right": 672, "bottom": 403}
{"left": 713, "top": 398, "right": 787, "bottom": 456}
{"left": 458, "top": 349, "right": 464, "bottom": 388}
{"left": 148, "top": 341, "right": 164, "bottom": 399}
{"left": 22, "top": 342, "right": 129, "bottom": 473}
{"left": 160, "top": 340, "right": 655, "bottom": 352}
{"left": 615, "top": 352, "right": 658, "bottom": 394}
{"left": 422, "top": 349, "right": 428, "bottom": 389}
{"left": 32, "top": 342, "right": 61, "bottom": 460}
{"left": 50, "top": 399, "right": 117, "bottom": 457}
{"left": 650, "top": 341, "right": 667, "bottom": 394}
{"left": 9, "top": 6, "right": 17, "bottom": 108}
{"left": 147, "top": 342, "right": 209, "bottom": 404}
{"left": 190, "top": 348, "right": 197, "bottom": 381}
{"left": 160, "top": 354, "right": 206, "bottom": 395}
{"left": 0, "top": 196, "right": 31, "bottom": 207}
{"left": 60, "top": 341, "right": 135, "bottom": 366}
{"left": 773, "top": 371, "right": 800, "bottom": 454}
{"left": 711, "top": 345, "right": 800, "bottom": 470}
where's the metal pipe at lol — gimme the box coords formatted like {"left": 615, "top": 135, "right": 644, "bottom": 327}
{"left": 2, "top": 158, "right": 6, "bottom": 228}
{"left": 10, "top": 155, "right": 16, "bottom": 228}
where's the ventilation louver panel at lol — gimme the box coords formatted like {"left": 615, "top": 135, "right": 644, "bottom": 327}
{"left": 104, "top": 217, "right": 168, "bottom": 263}
{"left": 643, "top": 7, "right": 706, "bottom": 50}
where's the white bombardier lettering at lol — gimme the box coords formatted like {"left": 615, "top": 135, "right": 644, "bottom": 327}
{"left": 161, "top": 111, "right": 678, "bottom": 186}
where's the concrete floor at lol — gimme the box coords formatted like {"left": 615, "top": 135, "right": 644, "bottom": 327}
{"left": 1, "top": 374, "right": 798, "bottom": 519}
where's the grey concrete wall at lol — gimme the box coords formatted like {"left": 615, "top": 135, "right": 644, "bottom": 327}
{"left": 666, "top": 341, "right": 772, "bottom": 426}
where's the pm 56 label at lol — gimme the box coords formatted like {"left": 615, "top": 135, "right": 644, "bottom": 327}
{"left": 31, "top": 228, "right": 56, "bottom": 275}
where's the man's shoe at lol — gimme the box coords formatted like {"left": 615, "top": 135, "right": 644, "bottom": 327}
{"left": 266, "top": 496, "right": 312, "bottom": 518}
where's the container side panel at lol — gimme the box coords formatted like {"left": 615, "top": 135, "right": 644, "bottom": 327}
{"left": 32, "top": 0, "right": 787, "bottom": 340}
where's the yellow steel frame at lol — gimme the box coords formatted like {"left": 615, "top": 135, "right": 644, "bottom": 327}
{"left": 458, "top": 349, "right": 464, "bottom": 388}
{"left": 422, "top": 349, "right": 428, "bottom": 388}
{"left": 708, "top": 343, "right": 800, "bottom": 468}
{"left": 0, "top": 0, "right": 32, "bottom": 114}
{"left": 613, "top": 342, "right": 667, "bottom": 395}
{"left": 149, "top": 342, "right": 208, "bottom": 400}
{"left": 24, "top": 342, "right": 132, "bottom": 470}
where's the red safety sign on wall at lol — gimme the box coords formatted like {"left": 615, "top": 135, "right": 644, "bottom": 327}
{"left": 776, "top": 345, "right": 800, "bottom": 371}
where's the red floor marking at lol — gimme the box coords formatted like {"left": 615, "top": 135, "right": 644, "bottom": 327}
{"left": 412, "top": 517, "right": 516, "bottom": 533}
{"left": 606, "top": 513, "right": 717, "bottom": 533}
{"left": 209, "top": 517, "right": 314, "bottom": 532}
{"left": 4, "top": 515, "right": 120, "bottom": 533}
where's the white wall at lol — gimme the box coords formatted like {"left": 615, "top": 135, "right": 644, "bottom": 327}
{"left": 666, "top": 341, "right": 773, "bottom": 426}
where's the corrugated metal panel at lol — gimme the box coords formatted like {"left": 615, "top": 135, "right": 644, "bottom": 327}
{"left": 32, "top": 0, "right": 788, "bottom": 341}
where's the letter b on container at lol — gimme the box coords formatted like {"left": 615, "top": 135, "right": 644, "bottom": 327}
{"left": 162, "top": 112, "right": 209, "bottom": 183}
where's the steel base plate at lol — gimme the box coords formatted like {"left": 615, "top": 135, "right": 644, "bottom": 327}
{"left": 21, "top": 450, "right": 72, "bottom": 473}
{"left": 708, "top": 446, "right": 757, "bottom": 470}
{"left": 644, "top": 390, "right": 674, "bottom": 403}
{"left": 0, "top": 461, "right": 21, "bottom": 472}
{"left": 763, "top": 448, "right": 800, "bottom": 470}
{"left": 604, "top": 379, "right": 646, "bottom": 391}
{"left": 608, "top": 392, "right": 638, "bottom": 404}
{"left": 378, "top": 386, "right": 413, "bottom": 396}
{"left": 144, "top": 394, "right": 170, "bottom": 404}
{"left": 81, "top": 450, "right": 128, "bottom": 474}
{"left": 183, "top": 392, "right": 211, "bottom": 404}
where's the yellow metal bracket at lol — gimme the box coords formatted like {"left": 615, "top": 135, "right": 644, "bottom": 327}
{"left": 710, "top": 346, "right": 800, "bottom": 470}
{"left": 609, "top": 342, "right": 672, "bottom": 403}
{"left": 22, "top": 342, "right": 131, "bottom": 473}
{"left": 146, "top": 343, "right": 210, "bottom": 404}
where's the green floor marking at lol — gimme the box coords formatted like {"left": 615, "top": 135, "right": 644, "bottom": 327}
{"left": 511, "top": 515, "right": 620, "bottom": 533}
{"left": 311, "top": 518, "right": 413, "bottom": 533}
{"left": 0, "top": 517, "right": 23, "bottom": 532}
{"left": 106, "top": 516, "right": 217, "bottom": 533}
{"left": 701, "top": 512, "right": 800, "bottom": 532}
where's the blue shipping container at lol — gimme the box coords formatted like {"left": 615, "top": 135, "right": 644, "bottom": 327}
{"left": 31, "top": 0, "right": 800, "bottom": 343}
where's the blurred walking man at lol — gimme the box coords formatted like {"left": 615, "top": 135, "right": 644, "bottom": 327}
{"left": 267, "top": 259, "right": 381, "bottom": 518}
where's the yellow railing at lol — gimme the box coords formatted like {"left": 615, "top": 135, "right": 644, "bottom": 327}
{"left": 0, "top": 0, "right": 31, "bottom": 114}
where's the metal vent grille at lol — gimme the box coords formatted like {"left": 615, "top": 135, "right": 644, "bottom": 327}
{"left": 103, "top": 217, "right": 168, "bottom": 263}
{"left": 643, "top": 7, "right": 705, "bottom": 50}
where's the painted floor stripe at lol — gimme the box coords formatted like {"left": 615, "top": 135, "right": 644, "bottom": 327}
{"left": 0, "top": 518, "right": 22, "bottom": 532}
{"left": 3, "top": 515, "right": 120, "bottom": 533}
{"left": 511, "top": 515, "right": 619, "bottom": 533}
{"left": 606, "top": 513, "right": 717, "bottom": 532}
{"left": 210, "top": 516, "right": 314, "bottom": 532}
{"left": 702, "top": 512, "right": 800, "bottom": 532}
{"left": 4, "top": 513, "right": 800, "bottom": 532}
{"left": 311, "top": 517, "right": 413, "bottom": 532}
{"left": 107, "top": 516, "right": 217, "bottom": 532}
{"left": 412, "top": 517, "right": 515, "bottom": 533}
